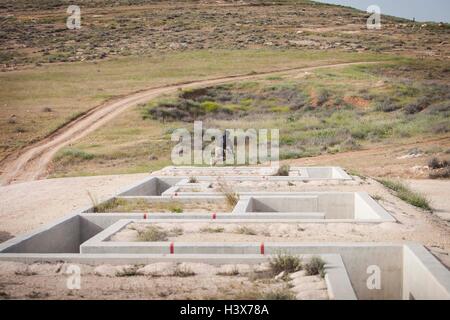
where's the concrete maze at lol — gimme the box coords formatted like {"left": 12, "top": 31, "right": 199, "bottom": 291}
{"left": 1, "top": 166, "right": 449, "bottom": 300}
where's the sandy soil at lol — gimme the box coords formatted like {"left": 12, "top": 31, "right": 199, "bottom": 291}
{"left": 0, "top": 261, "right": 326, "bottom": 300}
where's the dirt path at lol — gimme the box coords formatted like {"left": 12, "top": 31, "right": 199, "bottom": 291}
{"left": 0, "top": 61, "right": 379, "bottom": 185}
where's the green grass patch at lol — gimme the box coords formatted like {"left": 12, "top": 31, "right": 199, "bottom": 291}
{"left": 378, "top": 179, "right": 431, "bottom": 211}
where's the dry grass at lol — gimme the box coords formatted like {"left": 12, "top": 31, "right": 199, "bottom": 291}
{"left": 137, "top": 226, "right": 168, "bottom": 242}
{"left": 304, "top": 256, "right": 326, "bottom": 278}
{"left": 217, "top": 181, "right": 239, "bottom": 208}
{"left": 269, "top": 253, "right": 302, "bottom": 275}
{"left": 378, "top": 179, "right": 432, "bottom": 211}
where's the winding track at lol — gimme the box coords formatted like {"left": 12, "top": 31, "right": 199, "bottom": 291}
{"left": 0, "top": 61, "right": 379, "bottom": 185}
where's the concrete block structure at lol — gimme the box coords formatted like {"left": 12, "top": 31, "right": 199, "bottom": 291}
{"left": 0, "top": 166, "right": 449, "bottom": 300}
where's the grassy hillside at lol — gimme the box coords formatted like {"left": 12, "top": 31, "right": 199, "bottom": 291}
{"left": 0, "top": 0, "right": 449, "bottom": 177}
{"left": 50, "top": 58, "right": 450, "bottom": 177}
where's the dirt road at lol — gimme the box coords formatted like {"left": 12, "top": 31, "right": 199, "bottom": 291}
{"left": 0, "top": 61, "right": 378, "bottom": 185}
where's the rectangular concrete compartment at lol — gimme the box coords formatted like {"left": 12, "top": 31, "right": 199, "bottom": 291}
{"left": 154, "top": 166, "right": 352, "bottom": 180}
{"left": 233, "top": 193, "right": 394, "bottom": 221}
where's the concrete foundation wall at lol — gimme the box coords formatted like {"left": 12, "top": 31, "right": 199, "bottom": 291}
{"left": 252, "top": 196, "right": 319, "bottom": 213}
{"left": 118, "top": 177, "right": 181, "bottom": 197}
{"left": 0, "top": 215, "right": 82, "bottom": 254}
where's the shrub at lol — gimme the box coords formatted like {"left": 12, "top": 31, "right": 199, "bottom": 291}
{"left": 429, "top": 167, "right": 450, "bottom": 179}
{"left": 316, "top": 89, "right": 330, "bottom": 106}
{"left": 275, "top": 164, "right": 290, "bottom": 176}
{"left": 188, "top": 176, "right": 198, "bottom": 183}
{"left": 169, "top": 204, "right": 183, "bottom": 213}
{"left": 375, "top": 98, "right": 400, "bottom": 112}
{"left": 428, "top": 157, "right": 443, "bottom": 169}
{"left": 92, "top": 197, "right": 127, "bottom": 213}
{"left": 218, "top": 182, "right": 239, "bottom": 208}
{"left": 137, "top": 226, "right": 168, "bottom": 242}
{"left": 200, "top": 101, "right": 220, "bottom": 112}
{"left": 431, "top": 122, "right": 450, "bottom": 134}
{"left": 269, "top": 253, "right": 302, "bottom": 274}
{"left": 304, "top": 256, "right": 326, "bottom": 277}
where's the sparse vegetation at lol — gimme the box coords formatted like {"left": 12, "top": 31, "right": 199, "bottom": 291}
{"left": 378, "top": 179, "right": 431, "bottom": 211}
{"left": 428, "top": 157, "right": 450, "bottom": 179}
{"left": 269, "top": 253, "right": 302, "bottom": 275}
{"left": 169, "top": 204, "right": 183, "bottom": 213}
{"left": 218, "top": 182, "right": 239, "bottom": 208}
{"left": 172, "top": 265, "right": 196, "bottom": 277}
{"left": 261, "top": 287, "right": 296, "bottom": 300}
{"left": 234, "top": 226, "right": 257, "bottom": 236}
{"left": 92, "top": 198, "right": 227, "bottom": 213}
{"left": 275, "top": 165, "right": 290, "bottom": 176}
{"left": 200, "top": 226, "right": 225, "bottom": 233}
{"left": 137, "top": 226, "right": 168, "bottom": 242}
{"left": 304, "top": 256, "right": 326, "bottom": 278}
{"left": 188, "top": 176, "right": 198, "bottom": 183}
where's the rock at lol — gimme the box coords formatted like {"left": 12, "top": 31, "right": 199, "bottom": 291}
{"left": 292, "top": 280, "right": 327, "bottom": 292}
{"left": 296, "top": 289, "right": 328, "bottom": 300}
{"left": 137, "top": 263, "right": 176, "bottom": 276}
{"left": 94, "top": 264, "right": 119, "bottom": 277}
{"left": 275, "top": 271, "right": 285, "bottom": 280}
{"left": 177, "top": 262, "right": 215, "bottom": 275}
